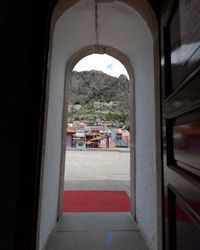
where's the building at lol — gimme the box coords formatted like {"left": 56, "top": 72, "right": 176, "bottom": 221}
{"left": 73, "top": 132, "right": 86, "bottom": 149}
{"left": 66, "top": 128, "right": 76, "bottom": 148}
{"left": 85, "top": 130, "right": 110, "bottom": 148}
{"left": 68, "top": 103, "right": 82, "bottom": 113}
{"left": 94, "top": 101, "right": 119, "bottom": 109}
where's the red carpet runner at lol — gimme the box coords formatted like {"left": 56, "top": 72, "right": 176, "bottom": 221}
{"left": 63, "top": 191, "right": 200, "bottom": 225}
{"left": 63, "top": 190, "right": 131, "bottom": 212}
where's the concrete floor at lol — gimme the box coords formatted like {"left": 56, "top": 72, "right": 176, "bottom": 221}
{"left": 45, "top": 150, "right": 148, "bottom": 249}
{"left": 46, "top": 213, "right": 148, "bottom": 250}
{"left": 64, "top": 150, "right": 130, "bottom": 194}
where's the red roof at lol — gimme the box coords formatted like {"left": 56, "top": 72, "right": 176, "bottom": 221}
{"left": 67, "top": 128, "right": 76, "bottom": 134}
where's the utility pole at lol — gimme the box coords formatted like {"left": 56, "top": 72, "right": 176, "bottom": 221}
{"left": 106, "top": 134, "right": 109, "bottom": 148}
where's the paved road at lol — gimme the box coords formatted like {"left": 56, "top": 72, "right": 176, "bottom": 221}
{"left": 64, "top": 150, "right": 130, "bottom": 194}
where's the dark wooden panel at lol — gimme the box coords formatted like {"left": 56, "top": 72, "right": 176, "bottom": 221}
{"left": 174, "top": 120, "right": 200, "bottom": 174}
{"left": 169, "top": 0, "right": 200, "bottom": 91}
{"left": 176, "top": 206, "right": 200, "bottom": 250}
{"left": 166, "top": 182, "right": 200, "bottom": 250}
{"left": 164, "top": 70, "right": 200, "bottom": 114}
{"left": 176, "top": 196, "right": 200, "bottom": 250}
{"left": 162, "top": 0, "right": 200, "bottom": 98}
{"left": 161, "top": 0, "right": 200, "bottom": 249}
{"left": 165, "top": 107, "right": 200, "bottom": 177}
{"left": 167, "top": 187, "right": 176, "bottom": 250}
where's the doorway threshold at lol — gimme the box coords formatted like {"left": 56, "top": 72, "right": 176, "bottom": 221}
{"left": 45, "top": 212, "right": 148, "bottom": 250}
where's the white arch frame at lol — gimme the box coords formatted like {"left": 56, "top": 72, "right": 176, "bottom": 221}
{"left": 57, "top": 45, "right": 135, "bottom": 218}
{"left": 37, "top": 1, "right": 162, "bottom": 249}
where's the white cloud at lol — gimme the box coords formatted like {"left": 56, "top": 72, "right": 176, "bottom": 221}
{"left": 73, "top": 54, "right": 129, "bottom": 79}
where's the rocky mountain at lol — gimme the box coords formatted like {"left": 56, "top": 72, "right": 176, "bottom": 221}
{"left": 68, "top": 70, "right": 130, "bottom": 125}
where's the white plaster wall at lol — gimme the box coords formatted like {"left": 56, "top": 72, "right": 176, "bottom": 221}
{"left": 98, "top": 3, "right": 157, "bottom": 248}
{"left": 134, "top": 43, "right": 157, "bottom": 249}
{"left": 39, "top": 1, "right": 158, "bottom": 249}
{"left": 39, "top": 1, "right": 96, "bottom": 249}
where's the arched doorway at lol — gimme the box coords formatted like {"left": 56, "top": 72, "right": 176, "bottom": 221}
{"left": 59, "top": 49, "right": 135, "bottom": 214}
{"left": 37, "top": 1, "right": 161, "bottom": 249}
{"left": 58, "top": 46, "right": 135, "bottom": 216}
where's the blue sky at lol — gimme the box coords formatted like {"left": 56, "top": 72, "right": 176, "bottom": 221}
{"left": 73, "top": 54, "right": 129, "bottom": 79}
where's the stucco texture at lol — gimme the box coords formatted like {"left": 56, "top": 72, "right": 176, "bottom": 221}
{"left": 39, "top": 1, "right": 159, "bottom": 249}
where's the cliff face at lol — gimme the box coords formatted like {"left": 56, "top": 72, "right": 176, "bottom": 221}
{"left": 68, "top": 70, "right": 130, "bottom": 124}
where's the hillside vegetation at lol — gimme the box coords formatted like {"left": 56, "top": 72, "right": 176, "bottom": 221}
{"left": 68, "top": 70, "right": 130, "bottom": 126}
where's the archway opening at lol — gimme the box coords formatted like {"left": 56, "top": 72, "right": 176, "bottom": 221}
{"left": 63, "top": 53, "right": 131, "bottom": 213}
{"left": 37, "top": 1, "right": 161, "bottom": 249}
